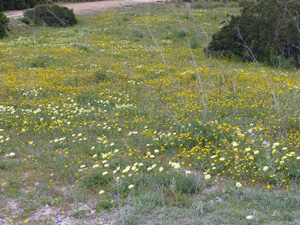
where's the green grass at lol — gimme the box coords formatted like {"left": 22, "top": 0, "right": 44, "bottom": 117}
{"left": 0, "top": 3, "right": 300, "bottom": 224}
{"left": 118, "top": 182, "right": 300, "bottom": 224}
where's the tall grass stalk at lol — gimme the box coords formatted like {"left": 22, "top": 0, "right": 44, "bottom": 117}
{"left": 171, "top": 3, "right": 207, "bottom": 122}
{"left": 133, "top": 4, "right": 193, "bottom": 124}
{"left": 237, "top": 29, "right": 280, "bottom": 112}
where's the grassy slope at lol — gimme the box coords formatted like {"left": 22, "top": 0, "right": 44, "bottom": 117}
{"left": 0, "top": 3, "right": 300, "bottom": 224}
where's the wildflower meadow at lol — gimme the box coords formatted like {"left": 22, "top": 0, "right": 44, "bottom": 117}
{"left": 1, "top": 3, "right": 300, "bottom": 224}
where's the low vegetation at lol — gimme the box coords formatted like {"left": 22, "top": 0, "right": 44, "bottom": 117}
{"left": 174, "top": 0, "right": 247, "bottom": 9}
{"left": 0, "top": 3, "right": 300, "bottom": 224}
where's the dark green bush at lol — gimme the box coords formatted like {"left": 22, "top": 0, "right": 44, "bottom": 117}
{"left": 24, "top": 4, "right": 77, "bottom": 27}
{"left": 206, "top": 0, "right": 300, "bottom": 67}
{"left": 0, "top": 12, "right": 9, "bottom": 39}
{"left": 18, "top": 17, "right": 31, "bottom": 25}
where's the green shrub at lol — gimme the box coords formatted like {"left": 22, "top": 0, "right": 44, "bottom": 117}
{"left": 0, "top": 12, "right": 9, "bottom": 39}
{"left": 173, "top": 30, "right": 188, "bottom": 39}
{"left": 206, "top": 0, "right": 300, "bottom": 67}
{"left": 190, "top": 38, "right": 199, "bottom": 49}
{"left": 18, "top": 17, "right": 31, "bottom": 25}
{"left": 24, "top": 4, "right": 77, "bottom": 27}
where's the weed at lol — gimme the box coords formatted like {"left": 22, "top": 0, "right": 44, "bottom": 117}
{"left": 173, "top": 30, "right": 188, "bottom": 39}
{"left": 0, "top": 158, "right": 14, "bottom": 170}
{"left": 29, "top": 55, "right": 53, "bottom": 68}
{"left": 123, "top": 16, "right": 130, "bottom": 22}
{"left": 82, "top": 172, "right": 113, "bottom": 190}
{"left": 190, "top": 38, "right": 199, "bottom": 49}
{"left": 96, "top": 200, "right": 113, "bottom": 210}
{"left": 175, "top": 174, "right": 205, "bottom": 194}
{"left": 70, "top": 210, "right": 86, "bottom": 219}
{"left": 74, "top": 43, "right": 91, "bottom": 52}
{"left": 94, "top": 70, "right": 109, "bottom": 83}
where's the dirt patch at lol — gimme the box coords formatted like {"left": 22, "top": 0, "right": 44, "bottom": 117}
{"left": 0, "top": 197, "right": 119, "bottom": 224}
{"left": 4, "top": 0, "right": 164, "bottom": 19}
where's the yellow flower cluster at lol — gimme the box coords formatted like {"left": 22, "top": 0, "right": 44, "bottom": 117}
{"left": 0, "top": 8, "right": 299, "bottom": 201}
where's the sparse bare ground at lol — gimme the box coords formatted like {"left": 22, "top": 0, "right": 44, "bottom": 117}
{"left": 0, "top": 197, "right": 118, "bottom": 224}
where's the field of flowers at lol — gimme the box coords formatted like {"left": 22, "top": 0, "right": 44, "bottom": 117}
{"left": 1, "top": 4, "right": 300, "bottom": 224}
